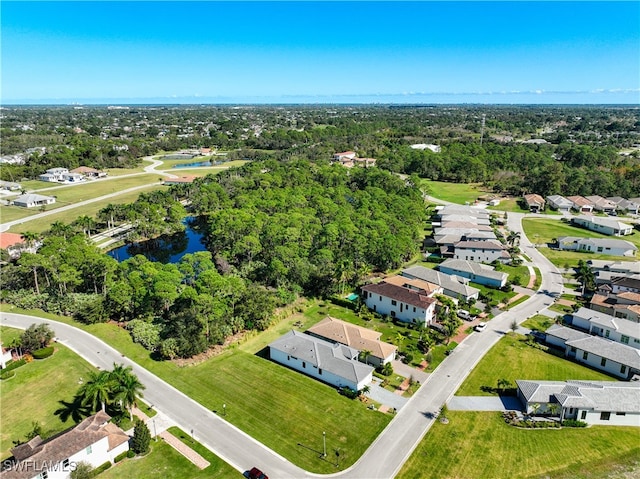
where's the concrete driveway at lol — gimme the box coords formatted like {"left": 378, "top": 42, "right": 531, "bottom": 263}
{"left": 366, "top": 378, "right": 408, "bottom": 411}
{"left": 447, "top": 396, "right": 523, "bottom": 411}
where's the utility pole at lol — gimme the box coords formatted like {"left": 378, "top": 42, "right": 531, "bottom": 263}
{"left": 323, "top": 431, "right": 326, "bottom": 457}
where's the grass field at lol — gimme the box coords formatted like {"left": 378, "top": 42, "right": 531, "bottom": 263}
{"left": 397, "top": 411, "right": 640, "bottom": 479}
{"left": 521, "top": 314, "right": 556, "bottom": 331}
{"left": 423, "top": 180, "right": 488, "bottom": 204}
{"left": 0, "top": 306, "right": 389, "bottom": 473}
{"left": 455, "top": 332, "right": 614, "bottom": 396}
{"left": 0, "top": 326, "right": 96, "bottom": 460}
{"left": 100, "top": 430, "right": 242, "bottom": 479}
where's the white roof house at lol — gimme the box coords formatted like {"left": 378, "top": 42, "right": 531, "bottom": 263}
{"left": 438, "top": 258, "right": 508, "bottom": 288}
{"left": 556, "top": 237, "right": 637, "bottom": 257}
{"left": 269, "top": 330, "right": 373, "bottom": 391}
{"left": 546, "top": 195, "right": 573, "bottom": 211}
{"left": 12, "top": 193, "right": 56, "bottom": 208}
{"left": 571, "top": 307, "right": 640, "bottom": 350}
{"left": 516, "top": 380, "right": 640, "bottom": 426}
{"left": 587, "top": 260, "right": 640, "bottom": 275}
{"left": 571, "top": 215, "right": 634, "bottom": 236}
{"left": 608, "top": 197, "right": 640, "bottom": 215}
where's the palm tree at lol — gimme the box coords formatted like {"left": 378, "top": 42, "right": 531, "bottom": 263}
{"left": 49, "top": 221, "right": 74, "bottom": 239}
{"left": 506, "top": 231, "right": 521, "bottom": 248}
{"left": 74, "top": 215, "right": 96, "bottom": 238}
{"left": 20, "top": 231, "right": 41, "bottom": 251}
{"left": 110, "top": 363, "right": 145, "bottom": 420}
{"left": 359, "top": 349, "right": 373, "bottom": 365}
{"left": 79, "top": 370, "right": 113, "bottom": 413}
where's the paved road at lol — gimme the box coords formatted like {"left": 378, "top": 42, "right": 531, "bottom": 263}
{"left": 0, "top": 212, "right": 563, "bottom": 478}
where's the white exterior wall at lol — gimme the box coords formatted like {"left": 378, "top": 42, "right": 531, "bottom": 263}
{"left": 545, "top": 334, "right": 569, "bottom": 350}
{"left": 567, "top": 347, "right": 630, "bottom": 379}
{"left": 589, "top": 325, "right": 640, "bottom": 350}
{"left": 36, "top": 436, "right": 113, "bottom": 479}
{"left": 577, "top": 409, "right": 640, "bottom": 427}
{"left": 454, "top": 247, "right": 504, "bottom": 264}
{"left": 364, "top": 292, "right": 433, "bottom": 326}
{"left": 439, "top": 266, "right": 505, "bottom": 288}
{"left": 270, "top": 348, "right": 368, "bottom": 391}
{"left": 570, "top": 315, "right": 592, "bottom": 331}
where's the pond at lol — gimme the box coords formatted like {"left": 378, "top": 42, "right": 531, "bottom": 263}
{"left": 172, "top": 161, "right": 222, "bottom": 168}
{"left": 107, "top": 217, "right": 208, "bottom": 263}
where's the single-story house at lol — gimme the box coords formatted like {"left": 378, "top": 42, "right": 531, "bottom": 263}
{"left": 306, "top": 316, "right": 397, "bottom": 367}
{"left": 523, "top": 194, "right": 545, "bottom": 213}
{"left": 12, "top": 193, "right": 56, "bottom": 208}
{"left": 401, "top": 265, "right": 480, "bottom": 302}
{"left": 544, "top": 323, "right": 591, "bottom": 350}
{"left": 70, "top": 166, "right": 107, "bottom": 178}
{"left": 0, "top": 232, "right": 39, "bottom": 259}
{"left": 439, "top": 258, "right": 508, "bottom": 288}
{"left": 607, "top": 197, "right": 640, "bottom": 215}
{"left": 588, "top": 260, "right": 640, "bottom": 275}
{"left": 61, "top": 172, "right": 85, "bottom": 183}
{"left": 163, "top": 175, "right": 198, "bottom": 186}
{"left": 438, "top": 221, "right": 493, "bottom": 232}
{"left": 0, "top": 180, "right": 21, "bottom": 191}
{"left": 269, "top": 330, "right": 373, "bottom": 391}
{"left": 38, "top": 167, "right": 68, "bottom": 182}
{"left": 556, "top": 236, "right": 637, "bottom": 257}
{"left": 410, "top": 144, "right": 441, "bottom": 153}
{"left": 571, "top": 215, "right": 633, "bottom": 236}
{"left": 567, "top": 195, "right": 595, "bottom": 213}
{"left": 332, "top": 151, "right": 357, "bottom": 161}
{"left": 565, "top": 335, "right": 640, "bottom": 379}
{"left": 570, "top": 307, "right": 640, "bottom": 350}
{"left": 611, "top": 276, "right": 640, "bottom": 294}
{"left": 361, "top": 276, "right": 441, "bottom": 326}
{"left": 3, "top": 411, "right": 129, "bottom": 479}
{"left": 453, "top": 240, "right": 510, "bottom": 264}
{"left": 590, "top": 291, "right": 640, "bottom": 321}
{"left": 595, "top": 271, "right": 640, "bottom": 288}
{"left": 516, "top": 380, "right": 640, "bottom": 426}
{"left": 546, "top": 195, "right": 573, "bottom": 212}
{"left": 586, "top": 195, "right": 618, "bottom": 214}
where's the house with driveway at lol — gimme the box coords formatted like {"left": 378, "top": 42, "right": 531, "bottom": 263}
{"left": 361, "top": 275, "right": 441, "bottom": 326}
{"left": 523, "top": 193, "right": 545, "bottom": 213}
{"left": 38, "top": 167, "right": 68, "bottom": 183}
{"left": 11, "top": 193, "right": 56, "bottom": 208}
{"left": 571, "top": 215, "right": 633, "bottom": 236}
{"left": 269, "top": 330, "right": 373, "bottom": 391}
{"left": 516, "top": 379, "right": 640, "bottom": 426}
{"left": 567, "top": 196, "right": 595, "bottom": 213}
{"left": 438, "top": 258, "right": 508, "bottom": 288}
{"left": 608, "top": 197, "right": 640, "bottom": 215}
{"left": 556, "top": 236, "right": 637, "bottom": 257}
{"left": 306, "top": 316, "right": 396, "bottom": 367}
{"left": 3, "top": 411, "right": 129, "bottom": 479}
{"left": 586, "top": 195, "right": 618, "bottom": 214}
{"left": 546, "top": 195, "right": 573, "bottom": 212}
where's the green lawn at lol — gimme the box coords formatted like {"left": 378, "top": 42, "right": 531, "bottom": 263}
{"left": 0, "top": 306, "right": 389, "bottom": 473}
{"left": 423, "top": 180, "right": 488, "bottom": 204}
{"left": 549, "top": 303, "right": 575, "bottom": 315}
{"left": 0, "top": 327, "right": 96, "bottom": 460}
{"left": 521, "top": 314, "right": 556, "bottom": 331}
{"left": 523, "top": 217, "right": 640, "bottom": 250}
{"left": 100, "top": 432, "right": 242, "bottom": 479}
{"left": 535, "top": 247, "right": 639, "bottom": 269}
{"left": 495, "top": 263, "right": 530, "bottom": 287}
{"left": 397, "top": 411, "right": 640, "bottom": 479}
{"left": 455, "top": 333, "right": 614, "bottom": 396}
{"left": 471, "top": 282, "right": 518, "bottom": 307}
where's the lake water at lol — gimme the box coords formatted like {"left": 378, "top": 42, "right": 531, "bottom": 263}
{"left": 107, "top": 218, "right": 208, "bottom": 263}
{"left": 172, "top": 161, "right": 220, "bottom": 168}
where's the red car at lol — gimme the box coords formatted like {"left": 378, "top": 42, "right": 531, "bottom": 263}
{"left": 248, "top": 467, "right": 269, "bottom": 479}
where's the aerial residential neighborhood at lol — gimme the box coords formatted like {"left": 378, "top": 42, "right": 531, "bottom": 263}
{"left": 0, "top": 102, "right": 639, "bottom": 479}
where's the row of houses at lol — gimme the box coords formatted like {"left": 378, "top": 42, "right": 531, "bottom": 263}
{"left": 268, "top": 316, "right": 398, "bottom": 391}
{"left": 38, "top": 166, "right": 107, "bottom": 184}
{"left": 546, "top": 194, "right": 640, "bottom": 215}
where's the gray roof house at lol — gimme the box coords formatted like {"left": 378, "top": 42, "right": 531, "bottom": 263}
{"left": 556, "top": 236, "right": 637, "bottom": 257}
{"left": 570, "top": 307, "right": 640, "bottom": 350}
{"left": 546, "top": 195, "right": 573, "bottom": 211}
{"left": 587, "top": 260, "right": 640, "bottom": 275}
{"left": 607, "top": 197, "right": 640, "bottom": 215}
{"left": 565, "top": 335, "right": 640, "bottom": 379}
{"left": 401, "top": 265, "right": 480, "bottom": 302}
{"left": 269, "top": 330, "right": 373, "bottom": 391}
{"left": 571, "top": 215, "right": 633, "bottom": 236}
{"left": 544, "top": 323, "right": 592, "bottom": 349}
{"left": 11, "top": 193, "right": 56, "bottom": 208}
{"left": 516, "top": 380, "right": 640, "bottom": 426}
{"left": 438, "top": 258, "right": 508, "bottom": 288}
{"left": 586, "top": 195, "right": 618, "bottom": 214}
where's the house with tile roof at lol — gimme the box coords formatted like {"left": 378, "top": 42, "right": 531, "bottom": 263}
{"left": 70, "top": 166, "right": 107, "bottom": 178}
{"left": 588, "top": 260, "right": 640, "bottom": 275}
{"left": 546, "top": 195, "right": 573, "bottom": 212}
{"left": 590, "top": 291, "right": 640, "bottom": 322}
{"left": 2, "top": 411, "right": 129, "bottom": 479}
{"left": 571, "top": 215, "right": 633, "bottom": 236}
{"left": 567, "top": 195, "right": 595, "bottom": 213}
{"left": 269, "top": 330, "right": 373, "bottom": 391}
{"left": 565, "top": 335, "right": 640, "bottom": 379}
{"left": 438, "top": 259, "right": 508, "bottom": 288}
{"left": 523, "top": 193, "right": 545, "bottom": 213}
{"left": 556, "top": 236, "right": 637, "bottom": 257}
{"left": 516, "top": 380, "right": 640, "bottom": 426}
{"left": 401, "top": 265, "right": 480, "bottom": 302}
{"left": 0, "top": 233, "right": 36, "bottom": 260}
{"left": 306, "top": 316, "right": 396, "bottom": 367}
{"left": 585, "top": 195, "right": 618, "bottom": 214}
{"left": 361, "top": 276, "right": 442, "bottom": 326}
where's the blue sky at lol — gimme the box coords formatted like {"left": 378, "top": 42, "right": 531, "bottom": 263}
{"left": 2, "top": 1, "right": 639, "bottom": 104}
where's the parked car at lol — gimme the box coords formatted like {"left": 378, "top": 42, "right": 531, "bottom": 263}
{"left": 248, "top": 467, "right": 269, "bottom": 479}
{"left": 474, "top": 322, "right": 487, "bottom": 332}
{"left": 457, "top": 309, "right": 472, "bottom": 321}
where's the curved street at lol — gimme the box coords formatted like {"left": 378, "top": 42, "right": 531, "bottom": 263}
{"left": 0, "top": 212, "right": 563, "bottom": 478}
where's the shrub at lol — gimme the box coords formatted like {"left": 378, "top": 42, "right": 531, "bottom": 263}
{"left": 132, "top": 418, "right": 151, "bottom": 454}
{"left": 2, "top": 358, "right": 26, "bottom": 373}
{"left": 114, "top": 451, "right": 129, "bottom": 463}
{"left": 127, "top": 449, "right": 136, "bottom": 458}
{"left": 32, "top": 346, "right": 54, "bottom": 359}
{"left": 562, "top": 419, "right": 587, "bottom": 428}
{"left": 0, "top": 370, "right": 16, "bottom": 380}
{"left": 338, "top": 387, "right": 359, "bottom": 399}
{"left": 92, "top": 462, "right": 111, "bottom": 475}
